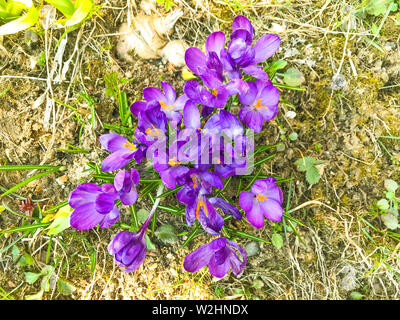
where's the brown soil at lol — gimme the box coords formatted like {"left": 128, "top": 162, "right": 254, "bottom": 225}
{"left": 0, "top": 0, "right": 399, "bottom": 300}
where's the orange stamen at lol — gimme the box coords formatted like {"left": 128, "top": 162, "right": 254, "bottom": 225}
{"left": 191, "top": 176, "right": 198, "bottom": 188}
{"left": 195, "top": 198, "right": 208, "bottom": 219}
{"left": 160, "top": 100, "right": 177, "bottom": 110}
{"left": 212, "top": 88, "right": 218, "bottom": 96}
{"left": 145, "top": 125, "right": 161, "bottom": 137}
{"left": 123, "top": 140, "right": 137, "bottom": 151}
{"left": 256, "top": 194, "right": 269, "bottom": 202}
{"left": 254, "top": 98, "right": 269, "bottom": 109}
{"left": 168, "top": 157, "right": 181, "bottom": 167}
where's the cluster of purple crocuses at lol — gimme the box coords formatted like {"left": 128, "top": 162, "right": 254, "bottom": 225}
{"left": 68, "top": 16, "right": 284, "bottom": 279}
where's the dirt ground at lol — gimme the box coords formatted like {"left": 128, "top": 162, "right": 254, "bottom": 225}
{"left": 0, "top": 0, "right": 399, "bottom": 300}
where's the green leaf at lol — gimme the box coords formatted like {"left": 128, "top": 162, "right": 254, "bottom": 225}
{"left": 350, "top": 291, "right": 363, "bottom": 300}
{"left": 267, "top": 59, "right": 287, "bottom": 73}
{"left": 46, "top": 205, "right": 73, "bottom": 235}
{"left": 305, "top": 165, "right": 321, "bottom": 185}
{"left": 377, "top": 199, "right": 389, "bottom": 210}
{"left": 295, "top": 156, "right": 315, "bottom": 172}
{"left": 136, "top": 208, "right": 150, "bottom": 224}
{"left": 145, "top": 234, "right": 156, "bottom": 250}
{"left": 155, "top": 224, "right": 178, "bottom": 244}
{"left": 288, "top": 132, "right": 298, "bottom": 141}
{"left": 24, "top": 272, "right": 41, "bottom": 284}
{"left": 24, "top": 290, "right": 43, "bottom": 300}
{"left": 271, "top": 233, "right": 283, "bottom": 249}
{"left": 384, "top": 179, "right": 398, "bottom": 193}
{"left": 371, "top": 23, "right": 379, "bottom": 36}
{"left": 11, "top": 245, "right": 20, "bottom": 261}
{"left": 45, "top": 0, "right": 75, "bottom": 17}
{"left": 381, "top": 213, "right": 399, "bottom": 230}
{"left": 40, "top": 265, "right": 55, "bottom": 292}
{"left": 0, "top": 5, "right": 38, "bottom": 36}
{"left": 366, "top": 0, "right": 395, "bottom": 16}
{"left": 57, "top": 279, "right": 76, "bottom": 295}
{"left": 64, "top": 0, "right": 93, "bottom": 28}
{"left": 283, "top": 68, "right": 305, "bottom": 87}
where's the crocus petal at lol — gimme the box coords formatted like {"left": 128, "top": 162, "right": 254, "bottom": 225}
{"left": 260, "top": 84, "right": 280, "bottom": 108}
{"left": 100, "top": 205, "right": 120, "bottom": 228}
{"left": 70, "top": 204, "right": 104, "bottom": 230}
{"left": 143, "top": 87, "right": 165, "bottom": 103}
{"left": 99, "top": 134, "right": 129, "bottom": 153}
{"left": 242, "top": 64, "right": 269, "bottom": 81}
{"left": 130, "top": 101, "right": 147, "bottom": 117}
{"left": 198, "top": 171, "right": 224, "bottom": 192}
{"left": 174, "top": 94, "right": 189, "bottom": 110}
{"left": 120, "top": 188, "right": 138, "bottom": 205}
{"left": 113, "top": 170, "right": 129, "bottom": 192}
{"left": 205, "top": 31, "right": 226, "bottom": 56}
{"left": 238, "top": 106, "right": 264, "bottom": 133}
{"left": 260, "top": 199, "right": 283, "bottom": 222}
{"left": 183, "top": 100, "right": 201, "bottom": 130}
{"left": 208, "top": 252, "right": 230, "bottom": 278}
{"left": 209, "top": 197, "right": 242, "bottom": 220}
{"left": 237, "top": 81, "right": 257, "bottom": 105}
{"left": 232, "top": 15, "right": 253, "bottom": 41}
{"left": 119, "top": 241, "right": 145, "bottom": 268}
{"left": 183, "top": 242, "right": 214, "bottom": 273}
{"left": 245, "top": 200, "right": 265, "bottom": 229}
{"left": 177, "top": 184, "right": 198, "bottom": 206}
{"left": 185, "top": 47, "right": 207, "bottom": 75}
{"left": 227, "top": 240, "right": 247, "bottom": 275}
{"left": 123, "top": 245, "right": 147, "bottom": 272}
{"left": 230, "top": 28, "right": 252, "bottom": 46}
{"left": 160, "top": 81, "right": 176, "bottom": 104}
{"left": 68, "top": 183, "right": 101, "bottom": 208}
{"left": 95, "top": 192, "right": 116, "bottom": 214}
{"left": 251, "top": 178, "right": 283, "bottom": 204}
{"left": 253, "top": 33, "right": 281, "bottom": 64}
{"left": 108, "top": 230, "right": 136, "bottom": 255}
{"left": 239, "top": 191, "right": 264, "bottom": 228}
{"left": 101, "top": 149, "right": 135, "bottom": 172}
{"left": 131, "top": 168, "right": 140, "bottom": 185}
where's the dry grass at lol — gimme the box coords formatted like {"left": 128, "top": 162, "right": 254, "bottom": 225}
{"left": 0, "top": 0, "right": 399, "bottom": 300}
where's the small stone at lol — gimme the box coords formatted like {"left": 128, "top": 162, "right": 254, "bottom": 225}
{"left": 245, "top": 241, "right": 260, "bottom": 257}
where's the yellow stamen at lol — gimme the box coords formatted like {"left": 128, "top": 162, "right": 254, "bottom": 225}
{"left": 195, "top": 198, "right": 208, "bottom": 219}
{"left": 160, "top": 100, "right": 177, "bottom": 110}
{"left": 254, "top": 98, "right": 269, "bottom": 109}
{"left": 191, "top": 176, "right": 198, "bottom": 188}
{"left": 256, "top": 194, "right": 269, "bottom": 202}
{"left": 145, "top": 125, "right": 161, "bottom": 137}
{"left": 212, "top": 88, "right": 218, "bottom": 96}
{"left": 168, "top": 157, "right": 181, "bottom": 167}
{"left": 123, "top": 140, "right": 137, "bottom": 151}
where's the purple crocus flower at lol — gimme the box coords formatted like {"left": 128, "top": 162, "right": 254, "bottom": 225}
{"left": 114, "top": 169, "right": 140, "bottom": 205}
{"left": 107, "top": 209, "right": 153, "bottom": 273}
{"left": 184, "top": 79, "right": 229, "bottom": 109}
{"left": 185, "top": 194, "right": 224, "bottom": 235}
{"left": 209, "top": 197, "right": 242, "bottom": 220}
{"left": 131, "top": 81, "right": 189, "bottom": 123}
{"left": 177, "top": 168, "right": 225, "bottom": 235}
{"left": 239, "top": 177, "right": 283, "bottom": 228}
{"left": 107, "top": 185, "right": 163, "bottom": 273}
{"left": 69, "top": 183, "right": 119, "bottom": 230}
{"left": 228, "top": 15, "right": 281, "bottom": 80}
{"left": 238, "top": 79, "right": 279, "bottom": 133}
{"left": 183, "top": 237, "right": 247, "bottom": 278}
{"left": 99, "top": 134, "right": 144, "bottom": 172}
{"left": 107, "top": 229, "right": 147, "bottom": 272}
{"left": 134, "top": 103, "right": 168, "bottom": 147}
